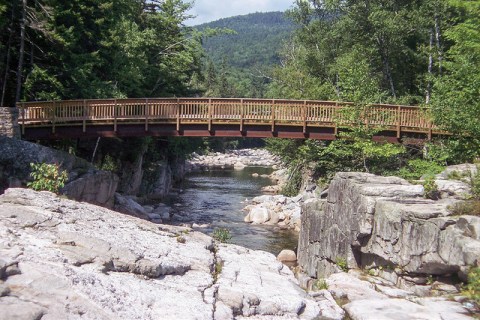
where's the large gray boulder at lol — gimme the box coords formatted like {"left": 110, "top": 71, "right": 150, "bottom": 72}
{"left": 298, "top": 171, "right": 480, "bottom": 283}
{"left": 62, "top": 170, "right": 119, "bottom": 207}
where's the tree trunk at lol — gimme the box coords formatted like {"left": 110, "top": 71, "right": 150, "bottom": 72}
{"left": 378, "top": 37, "right": 396, "bottom": 99}
{"left": 426, "top": 29, "right": 434, "bottom": 104}
{"left": 15, "top": 0, "right": 27, "bottom": 105}
{"left": 434, "top": 13, "right": 443, "bottom": 74}
{"left": 1, "top": 5, "right": 15, "bottom": 107}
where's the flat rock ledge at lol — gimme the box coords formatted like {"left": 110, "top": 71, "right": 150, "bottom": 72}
{"left": 186, "top": 149, "right": 280, "bottom": 171}
{"left": 0, "top": 188, "right": 325, "bottom": 320}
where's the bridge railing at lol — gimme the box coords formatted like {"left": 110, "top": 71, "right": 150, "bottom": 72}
{"left": 18, "top": 98, "right": 437, "bottom": 137}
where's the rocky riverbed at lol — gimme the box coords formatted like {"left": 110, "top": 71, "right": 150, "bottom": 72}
{"left": 0, "top": 188, "right": 331, "bottom": 320}
{"left": 186, "top": 149, "right": 280, "bottom": 171}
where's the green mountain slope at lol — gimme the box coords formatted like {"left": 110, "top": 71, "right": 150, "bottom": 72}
{"left": 196, "top": 12, "right": 295, "bottom": 68}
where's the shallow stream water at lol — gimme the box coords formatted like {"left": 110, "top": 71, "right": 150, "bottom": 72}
{"left": 168, "top": 167, "right": 298, "bottom": 255}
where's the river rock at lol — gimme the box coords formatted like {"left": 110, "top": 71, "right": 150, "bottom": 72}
{"left": 277, "top": 249, "right": 297, "bottom": 262}
{"left": 243, "top": 193, "right": 307, "bottom": 229}
{"left": 186, "top": 149, "right": 281, "bottom": 171}
{"left": 245, "top": 207, "right": 270, "bottom": 224}
{"left": 62, "top": 170, "right": 119, "bottom": 207}
{"left": 0, "top": 188, "right": 321, "bottom": 319}
{"left": 113, "top": 192, "right": 149, "bottom": 219}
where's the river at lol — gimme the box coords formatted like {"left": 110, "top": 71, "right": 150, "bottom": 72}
{"left": 168, "top": 166, "right": 298, "bottom": 255}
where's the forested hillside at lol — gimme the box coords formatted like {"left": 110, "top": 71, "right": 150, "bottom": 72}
{"left": 195, "top": 12, "right": 294, "bottom": 98}
{"left": 197, "top": 12, "right": 295, "bottom": 68}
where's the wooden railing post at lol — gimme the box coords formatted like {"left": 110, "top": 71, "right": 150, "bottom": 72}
{"left": 145, "top": 98, "right": 149, "bottom": 132}
{"left": 82, "top": 99, "right": 87, "bottom": 133}
{"left": 208, "top": 98, "right": 212, "bottom": 131}
{"left": 303, "top": 100, "right": 307, "bottom": 134}
{"left": 114, "top": 99, "right": 118, "bottom": 132}
{"left": 52, "top": 100, "right": 56, "bottom": 134}
{"left": 271, "top": 99, "right": 275, "bottom": 132}
{"left": 240, "top": 99, "right": 244, "bottom": 132}
{"left": 21, "top": 102, "right": 25, "bottom": 135}
{"left": 396, "top": 105, "right": 401, "bottom": 138}
{"left": 364, "top": 105, "right": 369, "bottom": 127}
{"left": 428, "top": 110, "right": 433, "bottom": 140}
{"left": 176, "top": 98, "right": 181, "bottom": 131}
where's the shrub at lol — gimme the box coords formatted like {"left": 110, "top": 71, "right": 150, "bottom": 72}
{"left": 469, "top": 165, "right": 480, "bottom": 199}
{"left": 449, "top": 200, "right": 480, "bottom": 217}
{"left": 212, "top": 228, "right": 232, "bottom": 243}
{"left": 423, "top": 175, "right": 440, "bottom": 200}
{"left": 397, "top": 159, "right": 444, "bottom": 181}
{"left": 335, "top": 257, "right": 348, "bottom": 272}
{"left": 27, "top": 162, "right": 68, "bottom": 194}
{"left": 100, "top": 154, "right": 119, "bottom": 172}
{"left": 312, "top": 278, "right": 329, "bottom": 291}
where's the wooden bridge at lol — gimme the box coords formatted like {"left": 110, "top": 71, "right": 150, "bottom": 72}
{"left": 18, "top": 98, "right": 441, "bottom": 141}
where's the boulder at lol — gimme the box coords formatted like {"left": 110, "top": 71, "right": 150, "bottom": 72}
{"left": 113, "top": 193, "right": 148, "bottom": 219}
{"left": 62, "top": 170, "right": 119, "bottom": 207}
{"left": 277, "top": 249, "right": 297, "bottom": 262}
{"left": 246, "top": 207, "right": 270, "bottom": 224}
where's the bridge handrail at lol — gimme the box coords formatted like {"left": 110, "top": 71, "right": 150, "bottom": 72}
{"left": 18, "top": 97, "right": 436, "bottom": 138}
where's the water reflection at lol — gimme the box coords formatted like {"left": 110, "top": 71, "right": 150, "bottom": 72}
{"left": 169, "top": 167, "right": 298, "bottom": 255}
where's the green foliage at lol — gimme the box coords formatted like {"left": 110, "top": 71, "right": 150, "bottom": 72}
{"left": 469, "top": 165, "right": 480, "bottom": 199}
{"left": 212, "top": 228, "right": 232, "bottom": 243}
{"left": 282, "top": 164, "right": 303, "bottom": 197}
{"left": 198, "top": 12, "right": 295, "bottom": 69}
{"left": 463, "top": 267, "right": 480, "bottom": 304}
{"left": 312, "top": 279, "right": 329, "bottom": 291}
{"left": 267, "top": 0, "right": 449, "bottom": 103}
{"left": 335, "top": 257, "right": 348, "bottom": 272}
{"left": 425, "top": 138, "right": 480, "bottom": 165}
{"left": 423, "top": 174, "right": 440, "bottom": 200}
{"left": 1, "top": 0, "right": 206, "bottom": 107}
{"left": 213, "top": 261, "right": 223, "bottom": 281}
{"left": 100, "top": 155, "right": 119, "bottom": 172}
{"left": 27, "top": 162, "right": 68, "bottom": 194}
{"left": 432, "top": 1, "right": 480, "bottom": 139}
{"left": 397, "top": 159, "right": 445, "bottom": 181}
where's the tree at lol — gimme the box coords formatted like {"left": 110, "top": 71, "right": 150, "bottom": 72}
{"left": 432, "top": 1, "right": 480, "bottom": 138}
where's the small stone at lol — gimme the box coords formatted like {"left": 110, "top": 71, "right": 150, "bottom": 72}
{"left": 248, "top": 207, "right": 270, "bottom": 224}
{"left": 277, "top": 249, "right": 297, "bottom": 262}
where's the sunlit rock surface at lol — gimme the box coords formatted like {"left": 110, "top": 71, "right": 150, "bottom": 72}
{"left": 0, "top": 188, "right": 323, "bottom": 319}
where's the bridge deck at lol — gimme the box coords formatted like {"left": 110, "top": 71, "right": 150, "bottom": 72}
{"left": 18, "top": 98, "right": 442, "bottom": 140}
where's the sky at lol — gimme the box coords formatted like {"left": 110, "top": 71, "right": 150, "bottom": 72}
{"left": 185, "top": 0, "right": 295, "bottom": 26}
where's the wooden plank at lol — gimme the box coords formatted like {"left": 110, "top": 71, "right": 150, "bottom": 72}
{"left": 271, "top": 100, "right": 275, "bottom": 132}
{"left": 397, "top": 105, "right": 401, "bottom": 138}
{"left": 145, "top": 98, "right": 149, "bottom": 132}
{"left": 240, "top": 99, "right": 244, "bottom": 132}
